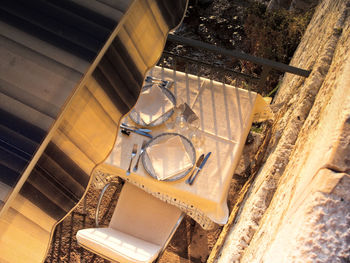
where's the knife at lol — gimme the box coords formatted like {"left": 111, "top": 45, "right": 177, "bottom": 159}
{"left": 189, "top": 152, "right": 211, "bottom": 185}
{"left": 120, "top": 124, "right": 153, "bottom": 138}
{"left": 185, "top": 154, "right": 204, "bottom": 184}
{"left": 121, "top": 123, "right": 151, "bottom": 133}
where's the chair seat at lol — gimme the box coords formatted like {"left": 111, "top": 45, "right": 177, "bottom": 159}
{"left": 76, "top": 228, "right": 161, "bottom": 263}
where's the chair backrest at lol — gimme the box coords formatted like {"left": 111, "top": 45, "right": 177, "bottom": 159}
{"left": 109, "top": 183, "right": 183, "bottom": 246}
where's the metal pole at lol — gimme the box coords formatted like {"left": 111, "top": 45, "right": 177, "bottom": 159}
{"left": 167, "top": 34, "right": 311, "bottom": 77}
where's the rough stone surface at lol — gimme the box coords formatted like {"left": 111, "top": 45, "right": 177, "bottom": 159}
{"left": 213, "top": 0, "right": 350, "bottom": 262}
{"left": 242, "top": 170, "right": 350, "bottom": 263}
{"left": 240, "top": 8, "right": 350, "bottom": 259}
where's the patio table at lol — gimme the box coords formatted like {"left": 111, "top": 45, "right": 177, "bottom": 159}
{"left": 98, "top": 66, "right": 270, "bottom": 229}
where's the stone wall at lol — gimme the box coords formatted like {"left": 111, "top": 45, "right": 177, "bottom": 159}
{"left": 211, "top": 0, "right": 350, "bottom": 262}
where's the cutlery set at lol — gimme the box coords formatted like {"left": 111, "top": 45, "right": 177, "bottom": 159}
{"left": 185, "top": 152, "right": 211, "bottom": 185}
{"left": 120, "top": 123, "right": 153, "bottom": 138}
{"left": 185, "top": 154, "right": 204, "bottom": 184}
{"left": 126, "top": 144, "right": 137, "bottom": 176}
{"left": 145, "top": 76, "right": 173, "bottom": 89}
{"left": 133, "top": 140, "right": 147, "bottom": 172}
{"left": 126, "top": 141, "right": 147, "bottom": 175}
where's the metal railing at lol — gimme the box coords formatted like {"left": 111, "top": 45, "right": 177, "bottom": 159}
{"left": 160, "top": 34, "right": 311, "bottom": 94}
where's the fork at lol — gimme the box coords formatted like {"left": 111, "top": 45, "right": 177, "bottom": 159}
{"left": 133, "top": 140, "right": 147, "bottom": 172}
{"left": 126, "top": 144, "right": 138, "bottom": 175}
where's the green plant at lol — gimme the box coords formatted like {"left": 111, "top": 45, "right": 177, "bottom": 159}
{"left": 251, "top": 123, "right": 264, "bottom": 133}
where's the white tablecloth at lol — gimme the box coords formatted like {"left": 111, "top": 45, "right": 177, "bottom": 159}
{"left": 98, "top": 67, "right": 262, "bottom": 229}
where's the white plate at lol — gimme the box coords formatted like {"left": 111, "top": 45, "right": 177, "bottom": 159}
{"left": 141, "top": 133, "right": 196, "bottom": 181}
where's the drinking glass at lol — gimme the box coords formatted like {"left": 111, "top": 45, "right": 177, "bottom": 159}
{"left": 188, "top": 120, "right": 204, "bottom": 150}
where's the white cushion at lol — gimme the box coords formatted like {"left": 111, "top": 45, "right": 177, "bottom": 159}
{"left": 109, "top": 183, "right": 183, "bottom": 246}
{"left": 76, "top": 228, "right": 161, "bottom": 263}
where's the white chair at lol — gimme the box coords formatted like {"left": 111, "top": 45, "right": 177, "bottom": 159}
{"left": 76, "top": 182, "right": 184, "bottom": 263}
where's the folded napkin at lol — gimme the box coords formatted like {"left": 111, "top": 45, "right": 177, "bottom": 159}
{"left": 146, "top": 135, "right": 193, "bottom": 180}
{"left": 133, "top": 85, "right": 173, "bottom": 125}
